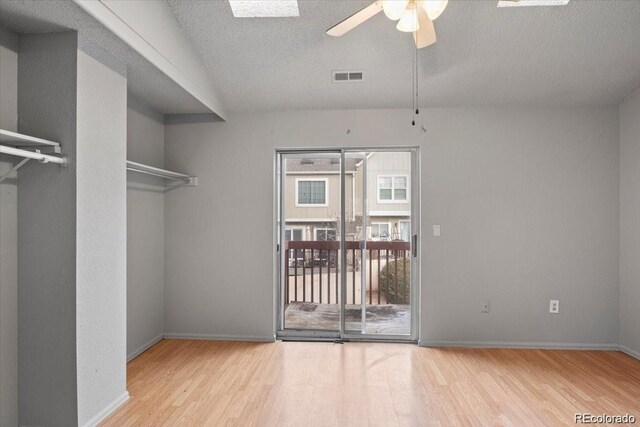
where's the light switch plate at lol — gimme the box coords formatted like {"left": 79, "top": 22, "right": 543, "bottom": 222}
{"left": 481, "top": 301, "right": 490, "bottom": 313}
{"left": 433, "top": 224, "right": 441, "bottom": 237}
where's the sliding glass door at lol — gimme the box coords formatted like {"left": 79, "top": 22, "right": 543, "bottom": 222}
{"left": 277, "top": 149, "right": 418, "bottom": 341}
{"left": 278, "top": 152, "right": 343, "bottom": 336}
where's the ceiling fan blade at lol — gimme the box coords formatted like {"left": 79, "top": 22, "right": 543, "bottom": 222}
{"left": 413, "top": 7, "right": 436, "bottom": 48}
{"left": 326, "top": 1, "right": 383, "bottom": 37}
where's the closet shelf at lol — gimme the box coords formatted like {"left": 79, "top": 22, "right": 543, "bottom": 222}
{"left": 126, "top": 160, "right": 197, "bottom": 186}
{"left": 0, "top": 130, "right": 68, "bottom": 183}
{"left": 0, "top": 129, "right": 61, "bottom": 152}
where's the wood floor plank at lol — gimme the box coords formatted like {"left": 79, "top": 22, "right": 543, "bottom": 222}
{"left": 102, "top": 340, "right": 640, "bottom": 426}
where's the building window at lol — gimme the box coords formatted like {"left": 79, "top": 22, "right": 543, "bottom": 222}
{"left": 315, "top": 228, "right": 336, "bottom": 241}
{"left": 377, "top": 175, "right": 408, "bottom": 203}
{"left": 399, "top": 221, "right": 411, "bottom": 242}
{"left": 368, "top": 223, "right": 391, "bottom": 240}
{"left": 285, "top": 228, "right": 304, "bottom": 241}
{"left": 296, "top": 179, "right": 328, "bottom": 206}
{"left": 285, "top": 227, "right": 304, "bottom": 263}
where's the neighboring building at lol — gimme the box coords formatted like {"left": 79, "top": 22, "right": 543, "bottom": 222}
{"left": 355, "top": 151, "right": 412, "bottom": 242}
{"left": 284, "top": 152, "right": 411, "bottom": 243}
{"left": 284, "top": 157, "right": 357, "bottom": 243}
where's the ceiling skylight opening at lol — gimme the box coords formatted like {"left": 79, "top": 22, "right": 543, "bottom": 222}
{"left": 497, "top": 0, "right": 570, "bottom": 7}
{"left": 229, "top": 1, "right": 299, "bottom": 18}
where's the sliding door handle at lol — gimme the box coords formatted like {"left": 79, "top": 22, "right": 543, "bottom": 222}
{"left": 412, "top": 235, "right": 418, "bottom": 258}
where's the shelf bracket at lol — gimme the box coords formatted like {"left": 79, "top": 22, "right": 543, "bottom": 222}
{"left": 0, "top": 157, "right": 31, "bottom": 184}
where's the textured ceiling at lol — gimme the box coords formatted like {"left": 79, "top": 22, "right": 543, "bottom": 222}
{"left": 167, "top": 0, "right": 640, "bottom": 113}
{"left": 0, "top": 0, "right": 211, "bottom": 114}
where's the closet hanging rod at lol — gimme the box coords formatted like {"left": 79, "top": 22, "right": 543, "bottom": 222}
{"left": 126, "top": 160, "right": 197, "bottom": 186}
{"left": 0, "top": 145, "right": 68, "bottom": 165}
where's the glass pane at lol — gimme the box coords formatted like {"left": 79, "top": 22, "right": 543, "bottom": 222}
{"left": 379, "top": 176, "right": 392, "bottom": 188}
{"left": 393, "top": 176, "right": 407, "bottom": 189}
{"left": 297, "top": 180, "right": 326, "bottom": 205}
{"left": 399, "top": 222, "right": 411, "bottom": 242}
{"left": 316, "top": 229, "right": 336, "bottom": 241}
{"left": 344, "top": 152, "right": 366, "bottom": 333}
{"left": 365, "top": 151, "right": 412, "bottom": 336}
{"left": 379, "top": 189, "right": 392, "bottom": 200}
{"left": 394, "top": 189, "right": 407, "bottom": 200}
{"left": 297, "top": 181, "right": 311, "bottom": 204}
{"left": 282, "top": 154, "right": 341, "bottom": 331}
{"left": 310, "top": 181, "right": 326, "bottom": 204}
{"left": 380, "top": 224, "right": 390, "bottom": 240}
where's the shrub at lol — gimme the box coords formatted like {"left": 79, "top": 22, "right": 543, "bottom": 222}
{"left": 379, "top": 257, "right": 410, "bottom": 304}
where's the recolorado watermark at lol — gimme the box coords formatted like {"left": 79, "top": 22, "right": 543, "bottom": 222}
{"left": 575, "top": 413, "right": 636, "bottom": 424}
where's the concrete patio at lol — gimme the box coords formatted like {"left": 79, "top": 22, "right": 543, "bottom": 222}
{"left": 284, "top": 302, "right": 411, "bottom": 335}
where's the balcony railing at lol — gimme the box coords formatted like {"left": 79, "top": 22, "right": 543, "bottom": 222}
{"left": 283, "top": 240, "right": 411, "bottom": 305}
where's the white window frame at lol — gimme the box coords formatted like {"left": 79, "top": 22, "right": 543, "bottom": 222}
{"left": 295, "top": 178, "right": 329, "bottom": 207}
{"left": 377, "top": 174, "right": 409, "bottom": 204}
{"left": 314, "top": 228, "right": 337, "bottom": 241}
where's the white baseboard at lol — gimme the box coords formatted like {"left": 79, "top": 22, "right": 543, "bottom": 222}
{"left": 163, "top": 332, "right": 275, "bottom": 342}
{"left": 619, "top": 345, "right": 640, "bottom": 361}
{"left": 128, "top": 334, "right": 638, "bottom": 360}
{"left": 81, "top": 390, "right": 129, "bottom": 427}
{"left": 127, "top": 334, "right": 164, "bottom": 361}
{"left": 418, "top": 340, "right": 619, "bottom": 351}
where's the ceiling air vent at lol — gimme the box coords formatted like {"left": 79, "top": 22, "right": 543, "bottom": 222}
{"left": 332, "top": 70, "right": 365, "bottom": 84}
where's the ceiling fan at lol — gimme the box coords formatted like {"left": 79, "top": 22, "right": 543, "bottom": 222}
{"left": 325, "top": 0, "right": 571, "bottom": 48}
{"left": 326, "top": 0, "right": 448, "bottom": 49}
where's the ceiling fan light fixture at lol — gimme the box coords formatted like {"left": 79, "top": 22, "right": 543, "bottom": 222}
{"left": 418, "top": 0, "right": 448, "bottom": 20}
{"left": 396, "top": 3, "right": 420, "bottom": 32}
{"left": 382, "top": 0, "right": 409, "bottom": 21}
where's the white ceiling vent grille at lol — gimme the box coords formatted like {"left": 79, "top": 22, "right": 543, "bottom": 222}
{"left": 332, "top": 70, "right": 365, "bottom": 84}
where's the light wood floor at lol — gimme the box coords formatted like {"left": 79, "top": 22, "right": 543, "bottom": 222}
{"left": 102, "top": 340, "right": 640, "bottom": 426}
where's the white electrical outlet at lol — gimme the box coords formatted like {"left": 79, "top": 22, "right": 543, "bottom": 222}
{"left": 433, "top": 224, "right": 441, "bottom": 237}
{"left": 549, "top": 300, "right": 559, "bottom": 314}
{"left": 481, "top": 301, "right": 490, "bottom": 313}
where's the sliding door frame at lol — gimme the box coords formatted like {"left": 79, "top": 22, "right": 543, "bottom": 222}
{"left": 274, "top": 147, "right": 420, "bottom": 342}
{"left": 275, "top": 149, "right": 343, "bottom": 340}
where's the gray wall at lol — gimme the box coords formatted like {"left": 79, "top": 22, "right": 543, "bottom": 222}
{"left": 126, "top": 96, "right": 165, "bottom": 360}
{"left": 18, "top": 31, "right": 79, "bottom": 427}
{"left": 164, "top": 108, "right": 620, "bottom": 347}
{"left": 0, "top": 25, "right": 19, "bottom": 427}
{"left": 15, "top": 32, "right": 128, "bottom": 426}
{"left": 420, "top": 108, "right": 619, "bottom": 346}
{"left": 75, "top": 44, "right": 128, "bottom": 426}
{"left": 620, "top": 87, "right": 640, "bottom": 356}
